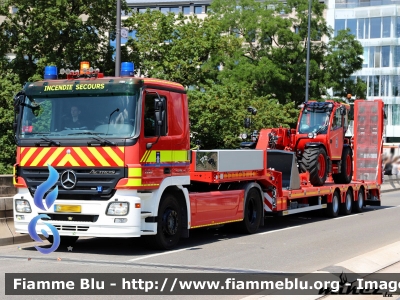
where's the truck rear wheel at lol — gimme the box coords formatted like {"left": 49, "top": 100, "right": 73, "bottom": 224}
{"left": 340, "top": 189, "right": 353, "bottom": 215}
{"left": 353, "top": 188, "right": 364, "bottom": 213}
{"left": 236, "top": 188, "right": 262, "bottom": 234}
{"left": 146, "top": 193, "right": 182, "bottom": 250}
{"left": 332, "top": 147, "right": 353, "bottom": 184}
{"left": 326, "top": 190, "right": 340, "bottom": 218}
{"left": 299, "top": 147, "right": 328, "bottom": 186}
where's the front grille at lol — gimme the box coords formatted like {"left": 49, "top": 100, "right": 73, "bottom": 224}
{"left": 54, "top": 225, "right": 89, "bottom": 231}
{"left": 47, "top": 213, "right": 99, "bottom": 222}
{"left": 22, "top": 167, "right": 124, "bottom": 200}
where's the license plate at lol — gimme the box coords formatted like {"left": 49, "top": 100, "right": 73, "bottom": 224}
{"left": 54, "top": 205, "right": 81, "bottom": 213}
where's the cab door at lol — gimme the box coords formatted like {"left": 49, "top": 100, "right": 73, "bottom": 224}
{"left": 329, "top": 107, "right": 344, "bottom": 160}
{"left": 140, "top": 89, "right": 172, "bottom": 186}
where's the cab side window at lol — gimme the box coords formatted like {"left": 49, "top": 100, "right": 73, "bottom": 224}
{"left": 144, "top": 94, "right": 167, "bottom": 137}
{"left": 331, "top": 109, "right": 342, "bottom": 130}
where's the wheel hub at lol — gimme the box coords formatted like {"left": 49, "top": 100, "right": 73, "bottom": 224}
{"left": 163, "top": 209, "right": 178, "bottom": 236}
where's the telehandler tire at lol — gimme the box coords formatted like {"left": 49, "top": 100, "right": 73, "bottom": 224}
{"left": 332, "top": 147, "right": 353, "bottom": 184}
{"left": 299, "top": 147, "right": 328, "bottom": 186}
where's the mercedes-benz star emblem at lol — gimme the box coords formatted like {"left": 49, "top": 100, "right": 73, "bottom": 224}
{"left": 60, "top": 170, "right": 77, "bottom": 190}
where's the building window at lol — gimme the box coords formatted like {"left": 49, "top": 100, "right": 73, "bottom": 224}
{"left": 392, "top": 105, "right": 400, "bottom": 125}
{"left": 374, "top": 76, "right": 379, "bottom": 97}
{"left": 194, "top": 6, "right": 202, "bottom": 14}
{"left": 393, "top": 76, "right": 399, "bottom": 96}
{"left": 397, "top": 17, "right": 400, "bottom": 38}
{"left": 374, "top": 47, "right": 380, "bottom": 68}
{"left": 183, "top": 6, "right": 191, "bottom": 14}
{"left": 381, "top": 75, "right": 389, "bottom": 96}
{"left": 382, "top": 46, "right": 390, "bottom": 67}
{"left": 394, "top": 46, "right": 400, "bottom": 67}
{"left": 369, "top": 47, "right": 374, "bottom": 68}
{"left": 365, "top": 18, "right": 369, "bottom": 39}
{"left": 382, "top": 17, "right": 391, "bottom": 38}
{"left": 358, "top": 19, "right": 365, "bottom": 39}
{"left": 362, "top": 47, "right": 368, "bottom": 67}
{"left": 335, "top": 19, "right": 345, "bottom": 36}
{"left": 370, "top": 17, "right": 381, "bottom": 38}
{"left": 347, "top": 19, "right": 357, "bottom": 36}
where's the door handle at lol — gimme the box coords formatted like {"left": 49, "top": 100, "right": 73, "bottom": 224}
{"left": 330, "top": 139, "right": 332, "bottom": 143}
{"left": 164, "top": 168, "right": 171, "bottom": 174}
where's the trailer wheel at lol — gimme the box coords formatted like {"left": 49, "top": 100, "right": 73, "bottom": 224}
{"left": 326, "top": 190, "right": 340, "bottom": 218}
{"left": 332, "top": 147, "right": 353, "bottom": 184}
{"left": 236, "top": 188, "right": 262, "bottom": 234}
{"left": 146, "top": 193, "right": 182, "bottom": 250}
{"left": 340, "top": 190, "right": 353, "bottom": 215}
{"left": 299, "top": 147, "right": 328, "bottom": 186}
{"left": 353, "top": 188, "right": 364, "bottom": 213}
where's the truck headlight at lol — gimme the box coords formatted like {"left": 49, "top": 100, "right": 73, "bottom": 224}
{"left": 15, "top": 200, "right": 32, "bottom": 213}
{"left": 106, "top": 202, "right": 129, "bottom": 216}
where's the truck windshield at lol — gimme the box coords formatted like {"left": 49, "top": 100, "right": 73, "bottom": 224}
{"left": 299, "top": 110, "right": 330, "bottom": 134}
{"left": 19, "top": 94, "right": 139, "bottom": 139}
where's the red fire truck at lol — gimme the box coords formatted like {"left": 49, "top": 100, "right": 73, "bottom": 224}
{"left": 12, "top": 62, "right": 384, "bottom": 249}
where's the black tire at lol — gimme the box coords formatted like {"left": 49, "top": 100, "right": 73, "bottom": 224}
{"left": 236, "top": 188, "right": 263, "bottom": 234}
{"left": 353, "top": 188, "right": 364, "bottom": 213}
{"left": 332, "top": 147, "right": 353, "bottom": 184}
{"left": 47, "top": 235, "right": 79, "bottom": 246}
{"left": 327, "top": 190, "right": 340, "bottom": 218}
{"left": 299, "top": 147, "right": 328, "bottom": 186}
{"left": 146, "top": 194, "right": 182, "bottom": 250}
{"left": 340, "top": 189, "right": 353, "bottom": 215}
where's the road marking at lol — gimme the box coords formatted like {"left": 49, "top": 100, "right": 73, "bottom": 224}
{"left": 257, "top": 226, "right": 301, "bottom": 235}
{"left": 128, "top": 247, "right": 191, "bottom": 261}
{"left": 334, "top": 214, "right": 359, "bottom": 220}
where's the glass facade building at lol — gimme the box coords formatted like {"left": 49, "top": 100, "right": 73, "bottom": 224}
{"left": 327, "top": 0, "right": 400, "bottom": 141}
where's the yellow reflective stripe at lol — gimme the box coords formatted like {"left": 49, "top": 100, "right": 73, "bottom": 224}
{"left": 128, "top": 168, "right": 142, "bottom": 177}
{"left": 123, "top": 179, "right": 142, "bottom": 186}
{"left": 20, "top": 147, "right": 37, "bottom": 166}
{"left": 140, "top": 150, "right": 151, "bottom": 162}
{"left": 57, "top": 154, "right": 79, "bottom": 166}
{"left": 45, "top": 147, "right": 64, "bottom": 165}
{"left": 104, "top": 148, "right": 124, "bottom": 166}
{"left": 173, "top": 150, "right": 189, "bottom": 161}
{"left": 87, "top": 148, "right": 110, "bottom": 166}
{"left": 74, "top": 148, "right": 94, "bottom": 166}
{"left": 146, "top": 150, "right": 172, "bottom": 163}
{"left": 31, "top": 148, "right": 51, "bottom": 166}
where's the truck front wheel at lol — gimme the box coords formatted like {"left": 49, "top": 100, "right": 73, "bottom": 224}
{"left": 146, "top": 193, "right": 182, "bottom": 250}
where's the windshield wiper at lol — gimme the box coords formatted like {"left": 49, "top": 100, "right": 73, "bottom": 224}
{"left": 68, "top": 131, "right": 116, "bottom": 146}
{"left": 35, "top": 136, "right": 61, "bottom": 146}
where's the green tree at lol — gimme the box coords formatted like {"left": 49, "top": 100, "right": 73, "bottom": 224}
{"left": 188, "top": 83, "right": 298, "bottom": 149}
{"left": 209, "top": 0, "right": 363, "bottom": 106}
{"left": 0, "top": 0, "right": 129, "bottom": 84}
{"left": 123, "top": 10, "right": 241, "bottom": 87}
{"left": 325, "top": 29, "right": 364, "bottom": 99}
{"left": 0, "top": 68, "right": 22, "bottom": 173}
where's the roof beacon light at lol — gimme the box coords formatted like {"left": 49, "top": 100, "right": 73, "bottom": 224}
{"left": 121, "top": 62, "right": 134, "bottom": 76}
{"left": 44, "top": 66, "right": 58, "bottom": 80}
{"left": 80, "top": 61, "right": 90, "bottom": 74}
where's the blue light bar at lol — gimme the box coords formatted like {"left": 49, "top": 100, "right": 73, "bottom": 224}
{"left": 121, "top": 62, "right": 134, "bottom": 76}
{"left": 44, "top": 66, "right": 58, "bottom": 80}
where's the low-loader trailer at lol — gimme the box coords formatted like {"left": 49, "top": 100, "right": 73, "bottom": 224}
{"left": 12, "top": 63, "right": 384, "bottom": 249}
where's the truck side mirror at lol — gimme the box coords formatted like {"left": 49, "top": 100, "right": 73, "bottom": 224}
{"left": 244, "top": 117, "right": 251, "bottom": 128}
{"left": 154, "top": 98, "right": 165, "bottom": 124}
{"left": 13, "top": 92, "right": 25, "bottom": 114}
